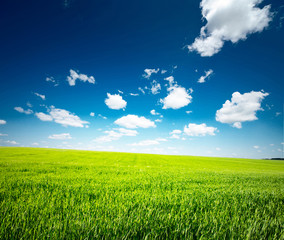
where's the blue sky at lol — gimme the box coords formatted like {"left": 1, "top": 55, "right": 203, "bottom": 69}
{"left": 0, "top": 0, "right": 283, "bottom": 158}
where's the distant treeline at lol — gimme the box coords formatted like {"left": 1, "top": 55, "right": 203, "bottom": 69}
{"left": 263, "top": 158, "right": 284, "bottom": 160}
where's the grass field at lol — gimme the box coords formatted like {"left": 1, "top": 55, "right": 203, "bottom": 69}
{"left": 0, "top": 147, "right": 283, "bottom": 239}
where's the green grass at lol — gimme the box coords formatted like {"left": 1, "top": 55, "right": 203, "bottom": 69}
{"left": 0, "top": 147, "right": 283, "bottom": 239}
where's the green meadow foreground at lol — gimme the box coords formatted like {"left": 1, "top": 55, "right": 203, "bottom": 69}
{"left": 0, "top": 148, "right": 283, "bottom": 239}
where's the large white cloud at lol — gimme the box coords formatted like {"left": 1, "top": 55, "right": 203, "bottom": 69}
{"left": 184, "top": 123, "right": 217, "bottom": 136}
{"left": 160, "top": 86, "right": 192, "bottom": 109}
{"left": 143, "top": 68, "right": 159, "bottom": 79}
{"left": 114, "top": 114, "right": 156, "bottom": 129}
{"left": 216, "top": 91, "right": 269, "bottom": 128}
{"left": 105, "top": 93, "right": 127, "bottom": 110}
{"left": 48, "top": 133, "right": 72, "bottom": 140}
{"left": 14, "top": 107, "right": 33, "bottom": 115}
{"left": 94, "top": 128, "right": 138, "bottom": 142}
{"left": 35, "top": 106, "right": 89, "bottom": 127}
{"left": 67, "top": 69, "right": 95, "bottom": 86}
{"left": 188, "top": 0, "right": 272, "bottom": 57}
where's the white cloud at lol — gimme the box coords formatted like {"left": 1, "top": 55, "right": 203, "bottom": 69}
{"left": 188, "top": 0, "right": 272, "bottom": 57}
{"left": 26, "top": 102, "right": 32, "bottom": 108}
{"left": 155, "top": 119, "right": 162, "bottom": 123}
{"left": 46, "top": 76, "right": 55, "bottom": 83}
{"left": 170, "top": 134, "right": 180, "bottom": 139}
{"left": 164, "top": 76, "right": 175, "bottom": 86}
{"left": 67, "top": 69, "right": 95, "bottom": 86}
{"left": 156, "top": 138, "right": 167, "bottom": 142}
{"left": 98, "top": 114, "right": 107, "bottom": 120}
{"left": 14, "top": 107, "right": 33, "bottom": 115}
{"left": 170, "top": 129, "right": 182, "bottom": 135}
{"left": 130, "top": 138, "right": 166, "bottom": 146}
{"left": 138, "top": 87, "right": 145, "bottom": 94}
{"left": 48, "top": 133, "right": 72, "bottom": 140}
{"left": 150, "top": 110, "right": 160, "bottom": 115}
{"left": 35, "top": 106, "right": 89, "bottom": 127}
{"left": 169, "top": 130, "right": 182, "bottom": 139}
{"left": 143, "top": 68, "right": 159, "bottom": 79}
{"left": 198, "top": 69, "right": 213, "bottom": 83}
{"left": 253, "top": 145, "right": 260, "bottom": 149}
{"left": 94, "top": 128, "right": 138, "bottom": 143}
{"left": 46, "top": 77, "right": 58, "bottom": 86}
{"left": 34, "top": 92, "right": 46, "bottom": 100}
{"left": 90, "top": 112, "right": 95, "bottom": 117}
{"left": 114, "top": 114, "right": 156, "bottom": 129}
{"left": 184, "top": 123, "right": 217, "bottom": 136}
{"left": 276, "top": 112, "right": 281, "bottom": 117}
{"left": 0, "top": 133, "right": 8, "bottom": 136}
{"left": 216, "top": 147, "right": 221, "bottom": 151}
{"left": 160, "top": 86, "right": 192, "bottom": 109}
{"left": 151, "top": 80, "right": 161, "bottom": 95}
{"left": 186, "top": 111, "right": 192, "bottom": 114}
{"left": 130, "top": 93, "right": 139, "bottom": 96}
{"left": 105, "top": 93, "right": 127, "bottom": 110}
{"left": 6, "top": 140, "right": 18, "bottom": 145}
{"left": 35, "top": 112, "right": 53, "bottom": 122}
{"left": 118, "top": 90, "right": 123, "bottom": 94}
{"left": 216, "top": 91, "right": 269, "bottom": 128}
{"left": 161, "top": 70, "right": 167, "bottom": 74}
{"left": 49, "top": 107, "right": 89, "bottom": 127}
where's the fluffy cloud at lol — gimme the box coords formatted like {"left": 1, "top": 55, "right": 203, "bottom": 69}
{"left": 184, "top": 123, "right": 217, "bottom": 136}
{"left": 0, "top": 120, "right": 7, "bottom": 125}
{"left": 160, "top": 86, "right": 192, "bottom": 109}
{"left": 143, "top": 68, "right": 159, "bottom": 79}
{"left": 35, "top": 106, "right": 89, "bottom": 127}
{"left": 90, "top": 112, "right": 95, "bottom": 117}
{"left": 14, "top": 107, "right": 33, "bottom": 115}
{"left": 105, "top": 93, "right": 127, "bottom": 110}
{"left": 48, "top": 133, "right": 72, "bottom": 140}
{"left": 94, "top": 128, "right": 138, "bottom": 143}
{"left": 216, "top": 91, "right": 269, "bottom": 128}
{"left": 151, "top": 80, "right": 161, "bottom": 95}
{"left": 188, "top": 0, "right": 272, "bottom": 56}
{"left": 34, "top": 92, "right": 46, "bottom": 100}
{"left": 67, "top": 69, "right": 95, "bottom": 86}
{"left": 114, "top": 114, "right": 156, "bottom": 129}
{"left": 164, "top": 76, "right": 175, "bottom": 86}
{"left": 198, "top": 69, "right": 213, "bottom": 83}
{"left": 35, "top": 112, "right": 53, "bottom": 121}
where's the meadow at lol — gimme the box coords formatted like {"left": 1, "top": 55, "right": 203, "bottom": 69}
{"left": 0, "top": 147, "right": 283, "bottom": 239}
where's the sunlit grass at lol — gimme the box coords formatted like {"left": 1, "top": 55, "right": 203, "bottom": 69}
{"left": 0, "top": 147, "right": 283, "bottom": 239}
